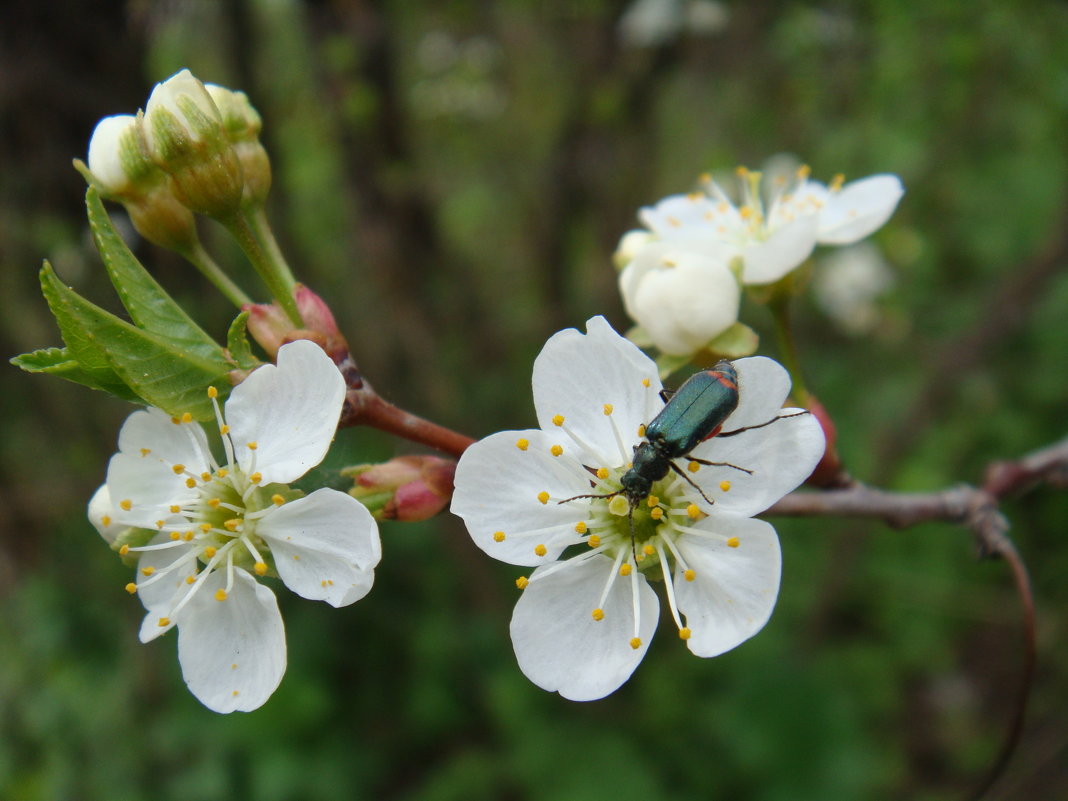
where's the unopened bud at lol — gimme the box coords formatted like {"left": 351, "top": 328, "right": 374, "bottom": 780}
{"left": 142, "top": 69, "right": 244, "bottom": 219}
{"left": 244, "top": 284, "right": 349, "bottom": 361}
{"left": 613, "top": 229, "right": 654, "bottom": 270}
{"left": 345, "top": 456, "right": 456, "bottom": 522}
{"left": 206, "top": 83, "right": 272, "bottom": 209}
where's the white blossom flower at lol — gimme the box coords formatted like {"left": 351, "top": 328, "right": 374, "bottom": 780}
{"left": 96, "top": 339, "right": 381, "bottom": 712}
{"left": 451, "top": 317, "right": 824, "bottom": 700}
{"left": 86, "top": 115, "right": 145, "bottom": 196}
{"left": 618, "top": 242, "right": 741, "bottom": 355}
{"left": 628, "top": 164, "right": 904, "bottom": 285}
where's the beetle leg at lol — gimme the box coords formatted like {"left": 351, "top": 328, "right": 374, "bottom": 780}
{"left": 717, "top": 410, "right": 809, "bottom": 437}
{"left": 658, "top": 388, "right": 676, "bottom": 403}
{"left": 667, "top": 460, "right": 716, "bottom": 505}
{"left": 687, "top": 457, "right": 753, "bottom": 475}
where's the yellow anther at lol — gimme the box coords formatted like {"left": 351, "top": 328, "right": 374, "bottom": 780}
{"left": 208, "top": 498, "right": 221, "bottom": 508}
{"left": 158, "top": 617, "right": 171, "bottom": 627}
{"left": 739, "top": 205, "right": 754, "bottom": 220}
{"left": 797, "top": 164, "right": 811, "bottom": 180}
{"left": 537, "top": 491, "right": 550, "bottom": 505}
{"left": 181, "top": 412, "right": 193, "bottom": 424}
{"left": 292, "top": 555, "right": 300, "bottom": 561}
{"left": 224, "top": 519, "right": 241, "bottom": 532}
{"left": 120, "top": 499, "right": 132, "bottom": 511}
{"left": 699, "top": 171, "right": 712, "bottom": 183}
{"left": 550, "top": 444, "right": 563, "bottom": 457}
{"left": 493, "top": 531, "right": 506, "bottom": 542}
{"left": 200, "top": 472, "right": 211, "bottom": 481}
{"left": 207, "top": 386, "right": 219, "bottom": 399}
{"left": 171, "top": 416, "right": 181, "bottom": 425}
{"left": 688, "top": 461, "right": 700, "bottom": 473}
{"left": 551, "top": 414, "right": 565, "bottom": 427}
{"left": 272, "top": 494, "right": 285, "bottom": 506}
{"left": 247, "top": 441, "right": 258, "bottom": 451}
{"left": 650, "top": 507, "right": 664, "bottom": 520}
{"left": 183, "top": 531, "right": 194, "bottom": 541}
{"left": 124, "top": 582, "right": 137, "bottom": 594}
{"left": 684, "top": 568, "right": 696, "bottom": 582}
{"left": 231, "top": 664, "right": 238, "bottom": 670}
{"left": 620, "top": 563, "right": 633, "bottom": 576}
{"left": 119, "top": 544, "right": 129, "bottom": 556}
{"left": 254, "top": 562, "right": 268, "bottom": 576}
{"left": 140, "top": 566, "right": 155, "bottom": 577}
{"left": 203, "top": 546, "right": 217, "bottom": 558}
{"left": 735, "top": 165, "right": 749, "bottom": 177}
{"left": 220, "top": 424, "right": 231, "bottom": 435}
{"left": 603, "top": 403, "right": 614, "bottom": 416}
{"left": 169, "top": 532, "right": 180, "bottom": 541}
{"left": 232, "top": 691, "right": 239, "bottom": 697}
{"left": 830, "top": 173, "right": 845, "bottom": 191}
{"left": 217, "top": 468, "right": 228, "bottom": 478}
{"left": 642, "top": 377, "right": 651, "bottom": 388}
{"left": 637, "top": 424, "right": 646, "bottom": 437}
{"left": 185, "top": 478, "right": 196, "bottom": 488}
{"left": 534, "top": 544, "right": 547, "bottom": 557}
{"left": 516, "top": 438, "right": 530, "bottom": 451}
{"left": 679, "top": 627, "right": 692, "bottom": 641}
{"left": 169, "top": 504, "right": 180, "bottom": 514}
{"left": 642, "top": 544, "right": 655, "bottom": 556}
{"left": 516, "top": 576, "right": 529, "bottom": 590}
{"left": 687, "top": 503, "right": 701, "bottom": 519}
{"left": 661, "top": 258, "right": 677, "bottom": 268}
{"left": 687, "top": 192, "right": 701, "bottom": 201}
{"left": 596, "top": 467, "right": 609, "bottom": 480}
{"left": 214, "top": 589, "right": 228, "bottom": 602}
{"left": 185, "top": 575, "right": 196, "bottom": 584}
{"left": 591, "top": 608, "right": 605, "bottom": 621}
{"left": 139, "top": 448, "right": 151, "bottom": 458}
{"left": 727, "top": 537, "right": 740, "bottom": 548}
{"left": 101, "top": 514, "right": 112, "bottom": 527}
{"left": 667, "top": 216, "right": 681, "bottom": 227}
{"left": 574, "top": 521, "right": 587, "bottom": 534}
{"left": 629, "top": 637, "right": 642, "bottom": 650}
{"left": 587, "top": 534, "right": 601, "bottom": 548}
{"left": 635, "top": 553, "right": 645, "bottom": 562}
{"left": 720, "top": 480, "right": 732, "bottom": 492}
{"left": 200, "top": 523, "right": 212, "bottom": 532}
{"left": 155, "top": 520, "right": 165, "bottom": 530}
{"left": 249, "top": 472, "right": 262, "bottom": 484}
{"left": 646, "top": 495, "right": 659, "bottom": 507}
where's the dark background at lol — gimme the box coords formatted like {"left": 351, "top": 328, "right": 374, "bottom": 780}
{"left": 1, "top": 1, "right": 1066, "bottom": 799}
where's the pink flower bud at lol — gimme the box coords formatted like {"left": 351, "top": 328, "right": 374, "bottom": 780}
{"left": 347, "top": 455, "right": 456, "bottom": 522}
{"left": 244, "top": 284, "right": 349, "bottom": 361}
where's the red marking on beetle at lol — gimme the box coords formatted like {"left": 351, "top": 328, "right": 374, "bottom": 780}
{"left": 711, "top": 371, "right": 738, "bottom": 391}
{"left": 702, "top": 423, "right": 724, "bottom": 442}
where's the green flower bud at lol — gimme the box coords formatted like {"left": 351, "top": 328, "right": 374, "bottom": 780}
{"left": 142, "top": 69, "right": 244, "bottom": 219}
{"left": 206, "top": 83, "right": 272, "bottom": 209}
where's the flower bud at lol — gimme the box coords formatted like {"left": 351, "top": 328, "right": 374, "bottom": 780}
{"left": 613, "top": 229, "right": 653, "bottom": 270}
{"left": 142, "top": 69, "right": 244, "bottom": 219}
{"left": 205, "top": 83, "right": 272, "bottom": 209}
{"left": 244, "top": 285, "right": 350, "bottom": 362}
{"left": 80, "top": 115, "right": 201, "bottom": 255}
{"left": 618, "top": 242, "right": 741, "bottom": 356}
{"left": 345, "top": 456, "right": 456, "bottom": 522}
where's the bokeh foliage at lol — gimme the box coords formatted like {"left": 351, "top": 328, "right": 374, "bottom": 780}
{"left": 2, "top": 1, "right": 1067, "bottom": 799}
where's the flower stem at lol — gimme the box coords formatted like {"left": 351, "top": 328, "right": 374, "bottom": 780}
{"left": 340, "top": 384, "right": 476, "bottom": 458}
{"left": 184, "top": 242, "right": 253, "bottom": 307}
{"left": 768, "top": 292, "right": 810, "bottom": 407}
{"left": 222, "top": 208, "right": 301, "bottom": 324}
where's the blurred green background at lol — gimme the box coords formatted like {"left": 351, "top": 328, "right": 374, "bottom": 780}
{"left": 2, "top": 1, "right": 1066, "bottom": 799}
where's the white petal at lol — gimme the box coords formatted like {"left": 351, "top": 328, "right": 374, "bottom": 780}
{"left": 673, "top": 515, "right": 781, "bottom": 657}
{"left": 176, "top": 568, "right": 286, "bottom": 713}
{"left": 258, "top": 489, "right": 381, "bottom": 607}
{"left": 621, "top": 248, "right": 740, "bottom": 356}
{"left": 144, "top": 69, "right": 220, "bottom": 148}
{"left": 722, "top": 356, "right": 793, "bottom": 430}
{"left": 817, "top": 174, "right": 904, "bottom": 245}
{"left": 226, "top": 339, "right": 346, "bottom": 485}
{"left": 688, "top": 409, "right": 825, "bottom": 517}
{"left": 117, "top": 407, "right": 212, "bottom": 471}
{"left": 510, "top": 555, "right": 658, "bottom": 701}
{"left": 86, "top": 115, "right": 139, "bottom": 194}
{"left": 87, "top": 484, "right": 124, "bottom": 544}
{"left": 136, "top": 534, "right": 199, "bottom": 642}
{"left": 740, "top": 215, "right": 818, "bottom": 284}
{"left": 106, "top": 451, "right": 197, "bottom": 528}
{"left": 532, "top": 316, "right": 660, "bottom": 464}
{"left": 452, "top": 429, "right": 595, "bottom": 566}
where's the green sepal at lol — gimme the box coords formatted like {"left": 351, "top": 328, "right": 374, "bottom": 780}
{"left": 226, "top": 310, "right": 261, "bottom": 371}
{"left": 39, "top": 262, "right": 231, "bottom": 419}
{"left": 86, "top": 186, "right": 226, "bottom": 364}
{"left": 701, "top": 321, "right": 760, "bottom": 359}
{"left": 655, "top": 352, "right": 693, "bottom": 381}
{"left": 10, "top": 346, "right": 141, "bottom": 401}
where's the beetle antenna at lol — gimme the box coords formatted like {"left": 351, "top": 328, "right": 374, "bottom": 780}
{"left": 717, "top": 410, "right": 809, "bottom": 438}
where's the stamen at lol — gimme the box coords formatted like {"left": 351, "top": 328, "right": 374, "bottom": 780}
{"left": 550, "top": 444, "right": 563, "bottom": 457}
{"left": 534, "top": 544, "right": 547, "bottom": 557}
{"left": 516, "top": 576, "right": 529, "bottom": 589}
{"left": 655, "top": 541, "right": 685, "bottom": 631}
{"left": 591, "top": 608, "right": 605, "bottom": 621}
{"left": 720, "top": 480, "right": 732, "bottom": 492}
{"left": 587, "top": 534, "right": 601, "bottom": 548}
{"left": 679, "top": 628, "right": 692, "bottom": 640}
{"left": 516, "top": 438, "right": 529, "bottom": 451}
{"left": 493, "top": 531, "right": 506, "bottom": 542}
{"left": 574, "top": 521, "right": 587, "bottom": 534}
{"left": 595, "top": 547, "right": 627, "bottom": 611}
{"left": 124, "top": 582, "right": 137, "bottom": 594}
{"left": 537, "top": 491, "right": 550, "bottom": 505}
{"left": 727, "top": 536, "right": 740, "bottom": 548}
{"left": 254, "top": 562, "right": 268, "bottom": 576}
{"left": 629, "top": 637, "right": 642, "bottom": 650}
{"left": 215, "top": 589, "right": 228, "bottom": 601}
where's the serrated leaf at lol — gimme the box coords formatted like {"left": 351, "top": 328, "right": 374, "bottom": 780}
{"left": 86, "top": 186, "right": 227, "bottom": 363}
{"left": 10, "top": 347, "right": 142, "bottom": 400}
{"left": 226, "top": 311, "right": 261, "bottom": 371}
{"left": 40, "top": 264, "right": 231, "bottom": 419}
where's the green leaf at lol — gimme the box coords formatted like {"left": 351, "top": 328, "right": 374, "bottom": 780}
{"left": 40, "top": 263, "right": 231, "bottom": 419}
{"left": 226, "top": 311, "right": 261, "bottom": 371}
{"left": 85, "top": 186, "right": 227, "bottom": 364}
{"left": 10, "top": 347, "right": 141, "bottom": 401}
